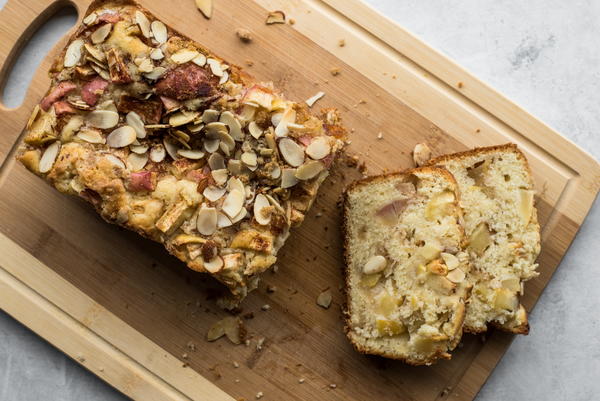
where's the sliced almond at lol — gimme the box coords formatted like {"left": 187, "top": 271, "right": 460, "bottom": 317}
{"left": 295, "top": 160, "right": 324, "bottom": 180}
{"left": 204, "top": 256, "right": 223, "bottom": 273}
{"left": 305, "top": 91, "right": 325, "bottom": 108}
{"left": 197, "top": 205, "right": 217, "bottom": 235}
{"left": 247, "top": 121, "right": 263, "bottom": 139}
{"left": 219, "top": 71, "right": 229, "bottom": 85}
{"left": 227, "top": 177, "right": 245, "bottom": 194}
{"left": 171, "top": 49, "right": 200, "bottom": 64}
{"left": 222, "top": 189, "right": 245, "bottom": 218}
{"left": 274, "top": 107, "right": 296, "bottom": 138}
{"left": 278, "top": 138, "right": 304, "bottom": 167}
{"left": 150, "top": 48, "right": 164, "bottom": 60}
{"left": 83, "top": 13, "right": 97, "bottom": 25}
{"left": 169, "top": 111, "right": 199, "bottom": 127}
{"left": 130, "top": 144, "right": 148, "bottom": 154}
{"left": 26, "top": 104, "right": 40, "bottom": 131}
{"left": 135, "top": 10, "right": 151, "bottom": 38}
{"left": 127, "top": 152, "right": 148, "bottom": 171}
{"left": 211, "top": 169, "right": 228, "bottom": 186}
{"left": 230, "top": 207, "right": 247, "bottom": 224}
{"left": 126, "top": 111, "right": 146, "bottom": 138}
{"left": 219, "top": 111, "right": 243, "bottom": 141}
{"left": 446, "top": 268, "right": 465, "bottom": 283}
{"left": 217, "top": 131, "right": 235, "bottom": 153}
{"left": 163, "top": 138, "right": 180, "bottom": 160}
{"left": 84, "top": 43, "right": 106, "bottom": 63}
{"left": 60, "top": 115, "right": 84, "bottom": 141}
{"left": 149, "top": 144, "right": 166, "bottom": 162}
{"left": 151, "top": 21, "right": 168, "bottom": 44}
{"left": 76, "top": 128, "right": 105, "bottom": 144}
{"left": 203, "top": 186, "right": 227, "bottom": 202}
{"left": 316, "top": 289, "right": 332, "bottom": 309}
{"left": 305, "top": 137, "right": 331, "bottom": 160}
{"left": 519, "top": 189, "right": 535, "bottom": 225}
{"left": 136, "top": 58, "right": 154, "bottom": 73}
{"left": 363, "top": 255, "right": 387, "bottom": 275}
{"left": 105, "top": 154, "right": 125, "bottom": 169}
{"left": 440, "top": 252, "right": 460, "bottom": 270}
{"left": 86, "top": 110, "right": 119, "bottom": 129}
{"left": 217, "top": 212, "right": 232, "bottom": 228}
{"left": 107, "top": 126, "right": 136, "bottom": 148}
{"left": 91, "top": 23, "right": 112, "bottom": 44}
{"left": 270, "top": 165, "right": 281, "bottom": 179}
{"left": 227, "top": 159, "right": 243, "bottom": 175}
{"left": 208, "top": 153, "right": 226, "bottom": 170}
{"left": 192, "top": 53, "right": 207, "bottom": 67}
{"left": 253, "top": 194, "right": 271, "bottom": 225}
{"left": 207, "top": 58, "right": 223, "bottom": 77}
{"left": 177, "top": 149, "right": 204, "bottom": 160}
{"left": 39, "top": 142, "right": 60, "bottom": 173}
{"left": 64, "top": 39, "right": 84, "bottom": 67}
{"left": 241, "top": 151, "right": 257, "bottom": 167}
{"left": 202, "top": 109, "right": 220, "bottom": 123}
{"left": 280, "top": 168, "right": 298, "bottom": 188}
{"left": 195, "top": 0, "right": 213, "bottom": 19}
{"left": 144, "top": 66, "right": 167, "bottom": 80}
{"left": 203, "top": 138, "right": 220, "bottom": 153}
{"left": 266, "top": 10, "right": 286, "bottom": 24}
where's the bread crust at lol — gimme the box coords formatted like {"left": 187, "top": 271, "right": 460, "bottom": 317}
{"left": 341, "top": 167, "right": 465, "bottom": 365}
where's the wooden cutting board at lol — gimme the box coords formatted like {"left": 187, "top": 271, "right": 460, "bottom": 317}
{"left": 0, "top": 0, "right": 598, "bottom": 400}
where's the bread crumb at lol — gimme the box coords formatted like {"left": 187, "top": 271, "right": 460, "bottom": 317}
{"left": 266, "top": 11, "right": 285, "bottom": 25}
{"left": 330, "top": 67, "right": 341, "bottom": 76}
{"left": 392, "top": 74, "right": 397, "bottom": 79}
{"left": 338, "top": 39, "right": 346, "bottom": 47}
{"left": 245, "top": 59, "right": 254, "bottom": 67}
{"left": 256, "top": 337, "right": 265, "bottom": 351}
{"left": 317, "top": 289, "right": 332, "bottom": 309}
{"left": 235, "top": 28, "right": 252, "bottom": 43}
{"left": 289, "top": 18, "right": 296, "bottom": 25}
{"left": 266, "top": 285, "right": 277, "bottom": 293}
{"left": 329, "top": 383, "right": 337, "bottom": 389}
{"left": 377, "top": 132, "right": 383, "bottom": 140}
{"left": 457, "top": 81, "right": 464, "bottom": 88}
{"left": 256, "top": 391, "right": 264, "bottom": 399}
{"left": 186, "top": 341, "right": 197, "bottom": 352}
{"left": 261, "top": 304, "right": 271, "bottom": 311}
{"left": 299, "top": 378, "right": 305, "bottom": 383}
{"left": 233, "top": 361, "right": 240, "bottom": 368}
{"left": 475, "top": 128, "right": 481, "bottom": 133}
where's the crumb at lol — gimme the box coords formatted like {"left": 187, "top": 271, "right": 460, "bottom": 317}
{"left": 377, "top": 132, "right": 383, "bottom": 140}
{"left": 182, "top": 353, "right": 189, "bottom": 359}
{"left": 330, "top": 67, "right": 341, "bottom": 76}
{"left": 383, "top": 72, "right": 388, "bottom": 76}
{"left": 256, "top": 337, "right": 265, "bottom": 351}
{"left": 261, "top": 304, "right": 271, "bottom": 311}
{"left": 457, "top": 81, "right": 464, "bottom": 88}
{"left": 358, "top": 99, "right": 366, "bottom": 104}
{"left": 475, "top": 128, "right": 481, "bottom": 133}
{"left": 186, "top": 341, "right": 197, "bottom": 352}
{"left": 289, "top": 18, "right": 296, "bottom": 25}
{"left": 235, "top": 28, "right": 253, "bottom": 43}
{"left": 315, "top": 212, "right": 323, "bottom": 217}
{"left": 338, "top": 39, "right": 345, "bottom": 47}
{"left": 392, "top": 74, "right": 397, "bottom": 79}
{"left": 272, "top": 265, "right": 279, "bottom": 273}
{"left": 245, "top": 59, "right": 254, "bottom": 67}
{"left": 242, "top": 311, "right": 254, "bottom": 319}
{"left": 298, "top": 378, "right": 305, "bottom": 383}
{"left": 235, "top": 379, "right": 241, "bottom": 383}
{"left": 233, "top": 361, "right": 240, "bottom": 368}
{"left": 329, "top": 383, "right": 337, "bottom": 389}
{"left": 266, "top": 285, "right": 277, "bottom": 293}
{"left": 76, "top": 355, "right": 86, "bottom": 363}
{"left": 256, "top": 391, "right": 264, "bottom": 399}
{"left": 99, "top": 367, "right": 104, "bottom": 372}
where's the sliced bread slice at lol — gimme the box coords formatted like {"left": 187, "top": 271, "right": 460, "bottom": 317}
{"left": 342, "top": 167, "right": 471, "bottom": 365}
{"left": 427, "top": 144, "right": 541, "bottom": 334}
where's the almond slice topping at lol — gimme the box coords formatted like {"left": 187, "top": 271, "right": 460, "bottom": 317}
{"left": 274, "top": 107, "right": 296, "bottom": 138}
{"left": 86, "top": 110, "right": 119, "bottom": 129}
{"left": 107, "top": 126, "right": 137, "bottom": 148}
{"left": 278, "top": 138, "right": 304, "bottom": 167}
{"left": 150, "top": 48, "right": 164, "bottom": 60}
{"left": 266, "top": 10, "right": 286, "bottom": 24}
{"left": 440, "top": 252, "right": 460, "bottom": 270}
{"left": 126, "top": 152, "right": 148, "bottom": 171}
{"left": 208, "top": 153, "right": 226, "bottom": 170}
{"left": 248, "top": 121, "right": 263, "bottom": 139}
{"left": 204, "top": 256, "right": 223, "bottom": 273}
{"left": 222, "top": 189, "right": 245, "bottom": 218}
{"left": 91, "top": 23, "right": 112, "bottom": 44}
{"left": 171, "top": 49, "right": 200, "bottom": 64}
{"left": 207, "top": 58, "right": 224, "bottom": 77}
{"left": 305, "top": 91, "right": 325, "bottom": 108}
{"left": 241, "top": 151, "right": 257, "bottom": 167}
{"left": 295, "top": 160, "right": 324, "bottom": 180}
{"left": 135, "top": 10, "right": 151, "bottom": 38}
{"left": 126, "top": 111, "right": 146, "bottom": 138}
{"left": 163, "top": 138, "right": 180, "bottom": 160}
{"left": 217, "top": 212, "right": 232, "bottom": 228}
{"left": 253, "top": 194, "right": 271, "bottom": 225}
{"left": 192, "top": 54, "right": 207, "bottom": 67}
{"left": 76, "top": 128, "right": 105, "bottom": 144}
{"left": 446, "top": 268, "right": 465, "bottom": 283}
{"left": 149, "top": 144, "right": 166, "bottom": 162}
{"left": 197, "top": 205, "right": 217, "bottom": 235}
{"left": 39, "top": 142, "right": 60, "bottom": 174}
{"left": 305, "top": 137, "right": 331, "bottom": 160}
{"left": 151, "top": 21, "right": 168, "bottom": 44}
{"left": 177, "top": 149, "right": 205, "bottom": 160}
{"left": 203, "top": 186, "right": 226, "bottom": 202}
{"left": 219, "top": 111, "right": 243, "bottom": 141}
{"left": 280, "top": 168, "right": 298, "bottom": 188}
{"left": 211, "top": 169, "right": 228, "bottom": 186}
{"left": 64, "top": 39, "right": 84, "bottom": 67}
{"left": 195, "top": 0, "right": 213, "bottom": 19}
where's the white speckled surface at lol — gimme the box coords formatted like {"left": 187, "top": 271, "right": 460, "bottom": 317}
{"left": 0, "top": 1, "right": 598, "bottom": 400}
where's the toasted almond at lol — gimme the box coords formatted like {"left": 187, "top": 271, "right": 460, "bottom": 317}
{"left": 150, "top": 48, "right": 164, "bottom": 60}
{"left": 105, "top": 154, "right": 125, "bottom": 169}
{"left": 39, "top": 142, "right": 60, "bottom": 173}
{"left": 26, "top": 104, "right": 40, "bottom": 130}
{"left": 135, "top": 10, "right": 151, "bottom": 38}
{"left": 316, "top": 289, "right": 332, "bottom": 309}
{"left": 90, "top": 64, "right": 110, "bottom": 80}
{"left": 219, "top": 111, "right": 243, "bottom": 141}
{"left": 208, "top": 153, "right": 226, "bottom": 170}
{"left": 227, "top": 177, "right": 245, "bottom": 194}
{"left": 151, "top": 21, "right": 168, "bottom": 43}
{"left": 163, "top": 138, "right": 180, "bottom": 160}
{"left": 270, "top": 164, "right": 281, "bottom": 179}
{"left": 177, "top": 149, "right": 205, "bottom": 160}
{"left": 195, "top": 0, "right": 213, "bottom": 19}
{"left": 127, "top": 152, "right": 148, "bottom": 171}
{"left": 86, "top": 110, "right": 119, "bottom": 129}
{"left": 64, "top": 39, "right": 84, "bottom": 67}
{"left": 230, "top": 206, "right": 247, "bottom": 224}
{"left": 266, "top": 10, "right": 286, "bottom": 24}
{"left": 305, "top": 91, "right": 325, "bottom": 107}
{"left": 91, "top": 23, "right": 112, "bottom": 44}
{"left": 280, "top": 168, "right": 298, "bottom": 188}
{"left": 76, "top": 128, "right": 105, "bottom": 144}
{"left": 247, "top": 121, "right": 263, "bottom": 139}
{"left": 192, "top": 53, "right": 207, "bottom": 67}
{"left": 203, "top": 186, "right": 227, "bottom": 202}
{"left": 204, "top": 256, "right": 223, "bottom": 273}
{"left": 83, "top": 13, "right": 97, "bottom": 25}
{"left": 253, "top": 194, "right": 271, "bottom": 225}
{"left": 227, "top": 159, "right": 243, "bottom": 175}
{"left": 222, "top": 189, "right": 245, "bottom": 218}
{"left": 446, "top": 268, "right": 465, "bottom": 283}
{"left": 211, "top": 169, "right": 229, "bottom": 186}
{"left": 197, "top": 205, "right": 217, "bottom": 235}
{"left": 84, "top": 43, "right": 106, "bottom": 62}
{"left": 130, "top": 144, "right": 149, "bottom": 154}
{"left": 60, "top": 115, "right": 84, "bottom": 141}
{"left": 278, "top": 138, "right": 304, "bottom": 167}
{"left": 363, "top": 255, "right": 386, "bottom": 275}
{"left": 217, "top": 212, "right": 232, "bottom": 228}
{"left": 271, "top": 112, "right": 283, "bottom": 127}
{"left": 207, "top": 58, "right": 223, "bottom": 77}
{"left": 440, "top": 252, "right": 460, "bottom": 270}
{"left": 203, "top": 138, "right": 220, "bottom": 153}
{"left": 149, "top": 144, "right": 166, "bottom": 162}
{"left": 241, "top": 151, "right": 257, "bottom": 167}
{"left": 217, "top": 131, "right": 235, "bottom": 153}
{"left": 144, "top": 66, "right": 167, "bottom": 80}
{"left": 305, "top": 137, "right": 330, "bottom": 160}
{"left": 169, "top": 111, "right": 199, "bottom": 127}
{"left": 274, "top": 107, "right": 296, "bottom": 138}
{"left": 295, "top": 160, "right": 324, "bottom": 180}
{"left": 171, "top": 49, "right": 200, "bottom": 64}
{"left": 126, "top": 111, "right": 146, "bottom": 138}
{"left": 136, "top": 58, "right": 154, "bottom": 73}
{"left": 204, "top": 121, "right": 227, "bottom": 137}
{"left": 107, "top": 126, "right": 137, "bottom": 148}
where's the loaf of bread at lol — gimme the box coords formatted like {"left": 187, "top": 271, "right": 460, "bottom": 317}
{"left": 427, "top": 144, "right": 541, "bottom": 334}
{"left": 342, "top": 167, "right": 472, "bottom": 365}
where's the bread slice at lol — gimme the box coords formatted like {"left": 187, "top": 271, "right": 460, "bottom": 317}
{"left": 342, "top": 167, "right": 472, "bottom": 365}
{"left": 427, "top": 144, "right": 541, "bottom": 334}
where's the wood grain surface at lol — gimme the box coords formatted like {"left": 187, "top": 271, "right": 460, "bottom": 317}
{"left": 0, "top": 0, "right": 598, "bottom": 400}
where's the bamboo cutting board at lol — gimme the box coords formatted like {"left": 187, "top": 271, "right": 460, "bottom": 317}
{"left": 0, "top": 0, "right": 598, "bottom": 400}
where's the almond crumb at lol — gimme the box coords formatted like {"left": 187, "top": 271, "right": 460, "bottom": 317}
{"left": 338, "top": 39, "right": 346, "bottom": 47}
{"left": 256, "top": 391, "right": 264, "bottom": 399}
{"left": 266, "top": 10, "right": 285, "bottom": 24}
{"left": 299, "top": 378, "right": 305, "bottom": 383}
{"left": 330, "top": 67, "right": 341, "bottom": 76}
{"left": 235, "top": 28, "right": 252, "bottom": 43}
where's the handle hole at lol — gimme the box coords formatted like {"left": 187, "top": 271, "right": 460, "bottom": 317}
{"left": 1, "top": 4, "right": 77, "bottom": 109}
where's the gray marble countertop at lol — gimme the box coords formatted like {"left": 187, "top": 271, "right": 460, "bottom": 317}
{"left": 1, "top": 1, "right": 598, "bottom": 400}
